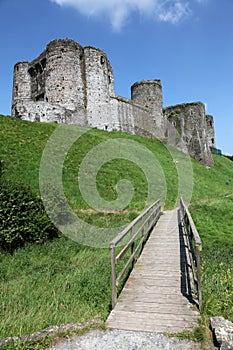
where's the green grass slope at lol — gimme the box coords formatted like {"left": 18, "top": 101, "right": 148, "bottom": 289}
{"left": 0, "top": 115, "right": 233, "bottom": 340}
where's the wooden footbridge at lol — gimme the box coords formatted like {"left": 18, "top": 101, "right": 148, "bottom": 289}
{"left": 106, "top": 199, "right": 202, "bottom": 333}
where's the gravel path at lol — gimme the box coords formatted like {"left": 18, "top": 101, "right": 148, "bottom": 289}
{"left": 48, "top": 329, "right": 202, "bottom": 350}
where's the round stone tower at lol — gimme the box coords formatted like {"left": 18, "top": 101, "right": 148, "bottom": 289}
{"left": 131, "top": 80, "right": 162, "bottom": 113}
{"left": 45, "top": 39, "right": 86, "bottom": 111}
{"left": 206, "top": 115, "right": 216, "bottom": 149}
{"left": 84, "top": 46, "right": 115, "bottom": 128}
{"left": 12, "top": 61, "right": 31, "bottom": 116}
{"left": 131, "top": 80, "right": 165, "bottom": 138}
{"left": 84, "top": 46, "right": 114, "bottom": 106}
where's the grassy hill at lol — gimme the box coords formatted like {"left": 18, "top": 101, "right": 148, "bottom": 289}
{"left": 0, "top": 115, "right": 233, "bottom": 344}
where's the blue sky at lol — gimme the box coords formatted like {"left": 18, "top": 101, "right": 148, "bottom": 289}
{"left": 0, "top": 0, "right": 232, "bottom": 154}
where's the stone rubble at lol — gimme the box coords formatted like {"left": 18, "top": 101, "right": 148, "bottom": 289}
{"left": 48, "top": 329, "right": 202, "bottom": 350}
{"left": 210, "top": 316, "right": 233, "bottom": 350}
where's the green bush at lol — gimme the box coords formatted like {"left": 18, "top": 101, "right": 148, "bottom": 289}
{"left": 0, "top": 180, "right": 59, "bottom": 253}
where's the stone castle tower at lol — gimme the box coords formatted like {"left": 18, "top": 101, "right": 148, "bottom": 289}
{"left": 206, "top": 115, "right": 216, "bottom": 149}
{"left": 12, "top": 39, "right": 115, "bottom": 126}
{"left": 163, "top": 103, "right": 214, "bottom": 166}
{"left": 12, "top": 38, "right": 215, "bottom": 166}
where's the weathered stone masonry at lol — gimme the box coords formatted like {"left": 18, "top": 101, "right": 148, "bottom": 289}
{"left": 163, "top": 103, "right": 214, "bottom": 166}
{"left": 12, "top": 38, "right": 215, "bottom": 166}
{"left": 206, "top": 115, "right": 216, "bottom": 149}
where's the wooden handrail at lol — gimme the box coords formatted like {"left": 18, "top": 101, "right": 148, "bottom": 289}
{"left": 180, "top": 197, "right": 202, "bottom": 310}
{"left": 109, "top": 200, "right": 161, "bottom": 309}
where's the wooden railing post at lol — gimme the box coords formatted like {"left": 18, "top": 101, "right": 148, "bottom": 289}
{"left": 196, "top": 244, "right": 202, "bottom": 310}
{"left": 110, "top": 243, "right": 117, "bottom": 309}
{"left": 130, "top": 227, "right": 135, "bottom": 269}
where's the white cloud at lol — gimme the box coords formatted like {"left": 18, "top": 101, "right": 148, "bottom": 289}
{"left": 50, "top": 0, "right": 156, "bottom": 30}
{"left": 157, "top": 1, "right": 190, "bottom": 24}
{"left": 50, "top": 0, "right": 202, "bottom": 30}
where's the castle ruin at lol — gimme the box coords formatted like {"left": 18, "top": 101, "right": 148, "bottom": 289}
{"left": 12, "top": 38, "right": 215, "bottom": 166}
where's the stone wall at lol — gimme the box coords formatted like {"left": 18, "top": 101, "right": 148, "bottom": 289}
{"left": 28, "top": 52, "right": 47, "bottom": 104}
{"left": 12, "top": 100, "right": 85, "bottom": 124}
{"left": 114, "top": 95, "right": 161, "bottom": 137}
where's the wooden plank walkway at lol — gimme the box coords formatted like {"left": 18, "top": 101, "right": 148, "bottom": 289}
{"left": 106, "top": 208, "right": 200, "bottom": 333}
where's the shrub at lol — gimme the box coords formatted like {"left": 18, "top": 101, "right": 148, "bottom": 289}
{"left": 0, "top": 179, "right": 60, "bottom": 253}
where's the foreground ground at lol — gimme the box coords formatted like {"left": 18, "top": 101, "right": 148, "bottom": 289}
{"left": 48, "top": 329, "right": 203, "bottom": 350}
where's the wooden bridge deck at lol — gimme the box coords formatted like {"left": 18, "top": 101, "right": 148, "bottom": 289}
{"left": 106, "top": 208, "right": 200, "bottom": 333}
